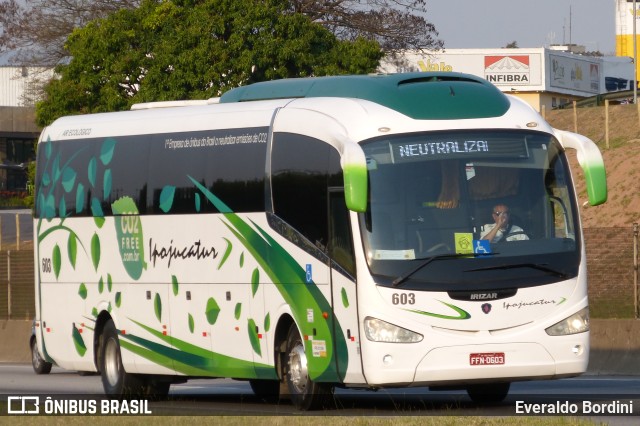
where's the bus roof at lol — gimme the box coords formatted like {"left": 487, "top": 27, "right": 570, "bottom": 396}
{"left": 219, "top": 72, "right": 510, "bottom": 120}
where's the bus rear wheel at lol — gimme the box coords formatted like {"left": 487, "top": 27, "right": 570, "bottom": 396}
{"left": 282, "top": 324, "right": 332, "bottom": 410}
{"left": 99, "top": 319, "right": 145, "bottom": 396}
{"left": 30, "top": 336, "right": 52, "bottom": 375}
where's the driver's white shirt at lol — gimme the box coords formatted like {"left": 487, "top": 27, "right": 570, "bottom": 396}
{"left": 480, "top": 223, "right": 529, "bottom": 242}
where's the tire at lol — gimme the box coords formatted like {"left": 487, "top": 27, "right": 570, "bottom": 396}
{"left": 99, "top": 319, "right": 145, "bottom": 397}
{"left": 466, "top": 382, "right": 510, "bottom": 403}
{"left": 30, "top": 337, "right": 52, "bottom": 375}
{"left": 282, "top": 324, "right": 333, "bottom": 410}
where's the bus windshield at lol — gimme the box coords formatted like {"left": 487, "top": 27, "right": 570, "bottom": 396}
{"left": 359, "top": 129, "right": 580, "bottom": 291}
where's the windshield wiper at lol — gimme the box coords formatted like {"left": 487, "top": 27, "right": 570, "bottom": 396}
{"left": 392, "top": 253, "right": 492, "bottom": 287}
{"left": 465, "top": 263, "right": 569, "bottom": 279}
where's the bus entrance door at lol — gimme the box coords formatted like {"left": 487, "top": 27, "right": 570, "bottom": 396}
{"left": 328, "top": 189, "right": 364, "bottom": 383}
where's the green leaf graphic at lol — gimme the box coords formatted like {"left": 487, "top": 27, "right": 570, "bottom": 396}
{"left": 91, "top": 197, "right": 103, "bottom": 217}
{"left": 44, "top": 194, "right": 55, "bottom": 219}
{"left": 159, "top": 186, "right": 175, "bottom": 213}
{"left": 100, "top": 138, "right": 116, "bottom": 165}
{"left": 42, "top": 171, "right": 51, "bottom": 187}
{"left": 248, "top": 319, "right": 261, "bottom": 356}
{"left": 195, "top": 193, "right": 201, "bottom": 212}
{"left": 172, "top": 275, "right": 179, "bottom": 296}
{"left": 107, "top": 274, "right": 112, "bottom": 292}
{"left": 251, "top": 268, "right": 259, "bottom": 297}
{"left": 205, "top": 297, "right": 220, "bottom": 325}
{"left": 188, "top": 314, "right": 195, "bottom": 333}
{"left": 91, "top": 232, "right": 101, "bottom": 270}
{"left": 111, "top": 197, "right": 147, "bottom": 280}
{"left": 218, "top": 238, "right": 232, "bottom": 270}
{"left": 94, "top": 217, "right": 105, "bottom": 228}
{"left": 88, "top": 157, "right": 96, "bottom": 187}
{"left": 59, "top": 197, "right": 66, "bottom": 217}
{"left": 61, "top": 167, "right": 76, "bottom": 193}
{"left": 75, "top": 183, "right": 85, "bottom": 213}
{"left": 62, "top": 167, "right": 76, "bottom": 192}
{"left": 72, "top": 324, "right": 87, "bottom": 357}
{"left": 91, "top": 307, "right": 98, "bottom": 317}
{"left": 68, "top": 234, "right": 77, "bottom": 269}
{"left": 52, "top": 244, "right": 61, "bottom": 279}
{"left": 264, "top": 313, "right": 271, "bottom": 332}
{"left": 239, "top": 252, "right": 244, "bottom": 267}
{"left": 52, "top": 154, "right": 61, "bottom": 183}
{"left": 115, "top": 292, "right": 122, "bottom": 308}
{"left": 44, "top": 137, "right": 52, "bottom": 159}
{"left": 154, "top": 293, "right": 162, "bottom": 322}
{"left": 78, "top": 283, "right": 87, "bottom": 300}
{"left": 234, "top": 302, "right": 242, "bottom": 320}
{"left": 98, "top": 276, "right": 104, "bottom": 294}
{"left": 341, "top": 288, "right": 349, "bottom": 308}
{"left": 103, "top": 169, "right": 112, "bottom": 200}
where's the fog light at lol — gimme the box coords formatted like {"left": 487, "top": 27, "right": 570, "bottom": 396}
{"left": 383, "top": 355, "right": 393, "bottom": 365}
{"left": 572, "top": 345, "right": 583, "bottom": 356}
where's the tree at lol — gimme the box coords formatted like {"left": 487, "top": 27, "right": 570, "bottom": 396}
{"left": 291, "top": 0, "right": 443, "bottom": 52}
{"left": 0, "top": 0, "right": 141, "bottom": 67}
{"left": 504, "top": 41, "right": 518, "bottom": 49}
{"left": 1, "top": 0, "right": 441, "bottom": 68}
{"left": 35, "top": 0, "right": 383, "bottom": 126}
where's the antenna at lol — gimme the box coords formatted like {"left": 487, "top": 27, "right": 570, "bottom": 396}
{"left": 569, "top": 5, "right": 572, "bottom": 46}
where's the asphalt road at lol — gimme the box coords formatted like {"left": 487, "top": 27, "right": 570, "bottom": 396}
{"left": 1, "top": 363, "right": 640, "bottom": 422}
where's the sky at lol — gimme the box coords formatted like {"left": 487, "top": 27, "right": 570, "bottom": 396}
{"left": 426, "top": 0, "right": 616, "bottom": 54}
{"left": 0, "top": 0, "right": 621, "bottom": 65}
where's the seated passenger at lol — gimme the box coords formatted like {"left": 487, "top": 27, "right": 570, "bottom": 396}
{"left": 480, "top": 204, "right": 529, "bottom": 242}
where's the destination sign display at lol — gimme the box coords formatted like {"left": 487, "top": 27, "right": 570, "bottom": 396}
{"left": 388, "top": 132, "right": 530, "bottom": 163}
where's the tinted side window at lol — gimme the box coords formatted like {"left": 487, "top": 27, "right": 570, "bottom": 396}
{"left": 271, "top": 133, "right": 343, "bottom": 251}
{"left": 35, "top": 127, "right": 268, "bottom": 219}
{"left": 147, "top": 128, "right": 268, "bottom": 214}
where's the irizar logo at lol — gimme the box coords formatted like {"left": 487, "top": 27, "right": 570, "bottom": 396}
{"left": 470, "top": 292, "right": 499, "bottom": 300}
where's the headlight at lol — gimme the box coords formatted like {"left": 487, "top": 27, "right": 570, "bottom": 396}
{"left": 545, "top": 307, "right": 589, "bottom": 336}
{"left": 363, "top": 317, "right": 423, "bottom": 343}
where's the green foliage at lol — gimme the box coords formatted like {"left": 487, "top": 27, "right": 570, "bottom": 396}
{"left": 36, "top": 0, "right": 382, "bottom": 126}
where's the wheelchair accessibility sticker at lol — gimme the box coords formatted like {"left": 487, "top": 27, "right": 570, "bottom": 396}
{"left": 306, "top": 264, "right": 313, "bottom": 283}
{"left": 455, "top": 233, "right": 492, "bottom": 255}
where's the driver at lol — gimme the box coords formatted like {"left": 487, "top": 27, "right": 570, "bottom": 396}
{"left": 480, "top": 204, "right": 529, "bottom": 242}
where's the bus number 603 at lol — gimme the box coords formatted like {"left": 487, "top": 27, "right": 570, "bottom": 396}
{"left": 392, "top": 293, "right": 415, "bottom": 305}
{"left": 42, "top": 258, "right": 52, "bottom": 273}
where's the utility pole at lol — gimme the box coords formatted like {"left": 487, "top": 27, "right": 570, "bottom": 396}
{"left": 634, "top": 0, "right": 638, "bottom": 104}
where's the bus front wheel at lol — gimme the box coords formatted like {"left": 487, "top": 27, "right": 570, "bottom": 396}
{"left": 282, "top": 324, "right": 332, "bottom": 410}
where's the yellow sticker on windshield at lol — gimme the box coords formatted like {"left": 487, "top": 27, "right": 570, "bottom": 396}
{"left": 455, "top": 233, "right": 474, "bottom": 254}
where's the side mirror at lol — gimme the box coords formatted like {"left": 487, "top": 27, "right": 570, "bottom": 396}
{"left": 554, "top": 129, "right": 607, "bottom": 206}
{"left": 342, "top": 144, "right": 368, "bottom": 212}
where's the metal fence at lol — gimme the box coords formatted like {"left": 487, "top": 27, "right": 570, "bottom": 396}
{"left": 0, "top": 210, "right": 33, "bottom": 250}
{"left": 0, "top": 250, "right": 34, "bottom": 319}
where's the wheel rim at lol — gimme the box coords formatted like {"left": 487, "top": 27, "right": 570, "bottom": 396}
{"left": 104, "top": 338, "right": 121, "bottom": 386}
{"left": 31, "top": 341, "right": 40, "bottom": 367}
{"left": 288, "top": 342, "right": 308, "bottom": 394}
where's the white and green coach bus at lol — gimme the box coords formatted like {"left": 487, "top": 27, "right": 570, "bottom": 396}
{"left": 33, "top": 73, "right": 607, "bottom": 409}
